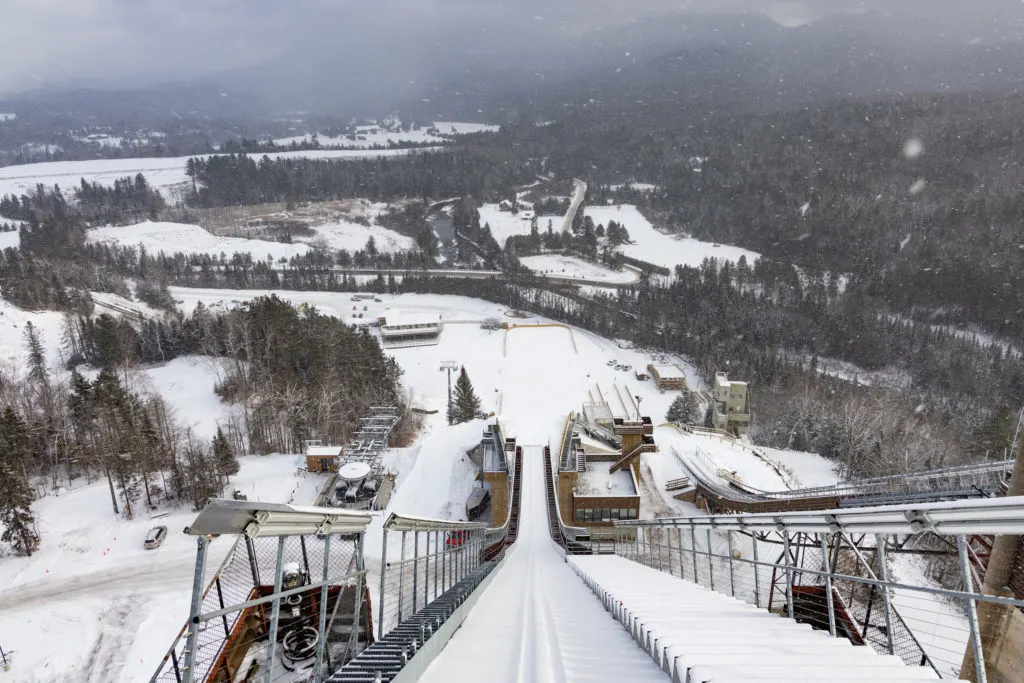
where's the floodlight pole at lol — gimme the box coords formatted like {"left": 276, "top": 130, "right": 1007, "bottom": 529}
{"left": 440, "top": 361, "right": 459, "bottom": 424}
{"left": 182, "top": 535, "right": 211, "bottom": 683}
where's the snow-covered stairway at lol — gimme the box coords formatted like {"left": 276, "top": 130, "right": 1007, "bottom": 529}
{"left": 569, "top": 554, "right": 941, "bottom": 683}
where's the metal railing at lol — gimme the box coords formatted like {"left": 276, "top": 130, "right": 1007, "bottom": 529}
{"left": 150, "top": 501, "right": 371, "bottom": 683}
{"left": 375, "top": 515, "right": 490, "bottom": 640}
{"left": 551, "top": 421, "right": 596, "bottom": 552}
{"left": 607, "top": 496, "right": 1024, "bottom": 681}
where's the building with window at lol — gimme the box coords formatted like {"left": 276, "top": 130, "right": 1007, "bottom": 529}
{"left": 712, "top": 372, "right": 751, "bottom": 435}
{"left": 378, "top": 310, "right": 444, "bottom": 348}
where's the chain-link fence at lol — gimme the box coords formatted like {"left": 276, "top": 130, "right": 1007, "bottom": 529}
{"left": 151, "top": 532, "right": 364, "bottom": 683}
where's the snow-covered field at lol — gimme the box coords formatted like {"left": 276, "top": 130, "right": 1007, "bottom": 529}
{"left": 273, "top": 121, "right": 498, "bottom": 149}
{"left": 0, "top": 148, "right": 431, "bottom": 199}
{"left": 477, "top": 204, "right": 561, "bottom": 245}
{"left": 302, "top": 220, "right": 414, "bottom": 253}
{"left": 519, "top": 254, "right": 638, "bottom": 284}
{"left": 585, "top": 204, "right": 761, "bottom": 271}
{"left": 85, "top": 219, "right": 415, "bottom": 260}
{"left": 86, "top": 221, "right": 309, "bottom": 260}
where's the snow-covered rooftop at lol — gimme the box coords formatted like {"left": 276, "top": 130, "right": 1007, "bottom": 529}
{"left": 649, "top": 363, "right": 686, "bottom": 380}
{"left": 381, "top": 310, "right": 443, "bottom": 328}
{"left": 307, "top": 445, "right": 343, "bottom": 457}
{"left": 577, "top": 466, "right": 637, "bottom": 497}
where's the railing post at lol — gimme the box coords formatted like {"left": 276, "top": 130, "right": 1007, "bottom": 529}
{"left": 957, "top": 535, "right": 988, "bottom": 683}
{"left": 819, "top": 533, "right": 836, "bottom": 637}
{"left": 706, "top": 529, "right": 715, "bottom": 592}
{"left": 181, "top": 534, "right": 211, "bottom": 683}
{"left": 752, "top": 532, "right": 761, "bottom": 608}
{"left": 349, "top": 534, "right": 366, "bottom": 665}
{"left": 676, "top": 527, "right": 685, "bottom": 581}
{"left": 263, "top": 535, "right": 288, "bottom": 683}
{"left": 690, "top": 521, "right": 699, "bottom": 584}
{"left": 875, "top": 534, "right": 895, "bottom": 656}
{"left": 432, "top": 532, "right": 439, "bottom": 601}
{"left": 412, "top": 530, "right": 420, "bottom": 615}
{"left": 378, "top": 527, "right": 388, "bottom": 639}
{"left": 727, "top": 530, "right": 736, "bottom": 597}
{"left": 658, "top": 528, "right": 666, "bottom": 572}
{"left": 783, "top": 531, "right": 795, "bottom": 619}
{"left": 397, "top": 531, "right": 407, "bottom": 624}
{"left": 313, "top": 533, "right": 332, "bottom": 683}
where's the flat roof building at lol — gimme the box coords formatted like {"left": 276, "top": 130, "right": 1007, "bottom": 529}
{"left": 379, "top": 310, "right": 444, "bottom": 348}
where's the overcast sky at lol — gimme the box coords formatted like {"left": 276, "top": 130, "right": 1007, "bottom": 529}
{"left": 1, "top": 0, "right": 1022, "bottom": 95}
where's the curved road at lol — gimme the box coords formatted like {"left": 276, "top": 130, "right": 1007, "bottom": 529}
{"left": 418, "top": 446, "right": 665, "bottom": 683}
{"left": 560, "top": 179, "right": 588, "bottom": 234}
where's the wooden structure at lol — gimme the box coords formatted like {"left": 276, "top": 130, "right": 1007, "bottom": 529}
{"left": 305, "top": 445, "right": 342, "bottom": 473}
{"left": 647, "top": 363, "right": 687, "bottom": 391}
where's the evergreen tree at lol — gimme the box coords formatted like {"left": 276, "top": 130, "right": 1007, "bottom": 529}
{"left": 666, "top": 391, "right": 700, "bottom": 425}
{"left": 0, "top": 461, "right": 39, "bottom": 556}
{"left": 212, "top": 426, "right": 239, "bottom": 482}
{"left": 452, "top": 366, "right": 482, "bottom": 424}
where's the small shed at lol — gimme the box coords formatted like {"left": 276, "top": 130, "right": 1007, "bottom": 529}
{"left": 305, "top": 445, "right": 343, "bottom": 473}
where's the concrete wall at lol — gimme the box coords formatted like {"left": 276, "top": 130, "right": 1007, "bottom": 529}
{"left": 484, "top": 471, "right": 509, "bottom": 529}
{"left": 557, "top": 471, "right": 577, "bottom": 528}
{"left": 968, "top": 598, "right": 1024, "bottom": 682}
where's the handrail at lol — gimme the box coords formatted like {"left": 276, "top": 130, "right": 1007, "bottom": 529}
{"left": 549, "top": 437, "right": 590, "bottom": 546}
{"left": 383, "top": 513, "right": 488, "bottom": 533}
{"left": 483, "top": 446, "right": 519, "bottom": 552}
{"left": 612, "top": 495, "right": 1024, "bottom": 535}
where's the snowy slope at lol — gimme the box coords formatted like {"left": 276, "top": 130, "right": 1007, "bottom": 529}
{"left": 86, "top": 221, "right": 310, "bottom": 260}
{"left": 519, "top": 254, "right": 638, "bottom": 284}
{"left": 585, "top": 204, "right": 761, "bottom": 270}
{"left": 127, "top": 356, "right": 235, "bottom": 442}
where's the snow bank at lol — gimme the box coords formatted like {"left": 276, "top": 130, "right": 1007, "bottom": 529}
{"left": 519, "top": 254, "right": 638, "bottom": 284}
{"left": 584, "top": 204, "right": 761, "bottom": 270}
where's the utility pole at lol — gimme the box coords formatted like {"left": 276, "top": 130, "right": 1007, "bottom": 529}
{"left": 439, "top": 361, "right": 459, "bottom": 424}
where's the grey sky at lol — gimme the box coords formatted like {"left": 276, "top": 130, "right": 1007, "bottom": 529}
{"left": 1, "top": 0, "right": 1022, "bottom": 94}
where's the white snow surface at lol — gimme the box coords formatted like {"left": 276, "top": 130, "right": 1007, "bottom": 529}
{"left": 577, "top": 467, "right": 637, "bottom": 496}
{"left": 86, "top": 221, "right": 310, "bottom": 260}
{"left": 0, "top": 148, "right": 428, "bottom": 199}
{"left": 126, "top": 356, "right": 235, "bottom": 442}
{"left": 0, "top": 226, "right": 19, "bottom": 250}
{"left": 273, "top": 122, "right": 496, "bottom": 149}
{"left": 418, "top": 447, "right": 666, "bottom": 683}
{"left": 0, "top": 113, "right": 16, "bottom": 122}
{"left": 301, "top": 220, "right": 414, "bottom": 253}
{"left": 477, "top": 203, "right": 561, "bottom": 245}
{"left": 519, "top": 253, "right": 638, "bottom": 283}
{"left": 584, "top": 204, "right": 761, "bottom": 270}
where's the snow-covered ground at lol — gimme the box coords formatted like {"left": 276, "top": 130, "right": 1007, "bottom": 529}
{"left": 0, "top": 148, "right": 431, "bottom": 199}
{"left": 300, "top": 220, "right": 414, "bottom": 253}
{"left": 0, "top": 453, "right": 322, "bottom": 683}
{"left": 273, "top": 121, "right": 498, "bottom": 149}
{"left": 86, "top": 221, "right": 309, "bottom": 260}
{"left": 477, "top": 204, "right": 561, "bottom": 245}
{"left": 127, "top": 356, "right": 235, "bottom": 442}
{"left": 585, "top": 204, "right": 761, "bottom": 270}
{"left": 0, "top": 113, "right": 16, "bottom": 122}
{"left": 0, "top": 228, "right": 19, "bottom": 250}
{"left": 519, "top": 254, "right": 638, "bottom": 284}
